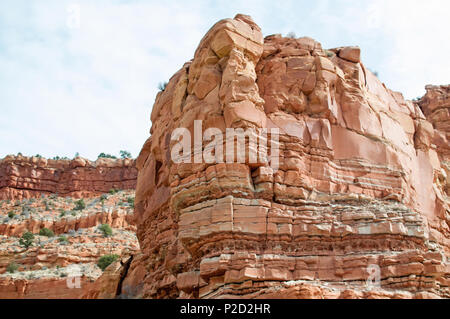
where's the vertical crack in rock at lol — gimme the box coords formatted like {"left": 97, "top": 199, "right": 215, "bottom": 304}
{"left": 115, "top": 255, "right": 133, "bottom": 298}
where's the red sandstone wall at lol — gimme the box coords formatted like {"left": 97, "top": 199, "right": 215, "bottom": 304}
{"left": 0, "top": 155, "right": 137, "bottom": 200}
{"left": 125, "top": 14, "right": 450, "bottom": 299}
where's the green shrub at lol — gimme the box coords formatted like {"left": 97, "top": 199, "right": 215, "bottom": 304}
{"left": 39, "top": 228, "right": 54, "bottom": 237}
{"left": 119, "top": 150, "right": 132, "bottom": 159}
{"left": 98, "top": 224, "right": 113, "bottom": 237}
{"left": 8, "top": 211, "right": 15, "bottom": 218}
{"left": 19, "top": 231, "right": 35, "bottom": 249}
{"left": 58, "top": 235, "right": 68, "bottom": 244}
{"left": 74, "top": 199, "right": 86, "bottom": 211}
{"left": 158, "top": 82, "right": 168, "bottom": 91}
{"left": 286, "top": 31, "right": 296, "bottom": 38}
{"left": 6, "top": 262, "right": 19, "bottom": 273}
{"left": 108, "top": 188, "right": 118, "bottom": 195}
{"left": 97, "top": 254, "right": 119, "bottom": 271}
{"left": 324, "top": 49, "right": 334, "bottom": 57}
{"left": 59, "top": 210, "right": 66, "bottom": 217}
{"left": 127, "top": 197, "right": 135, "bottom": 208}
{"left": 98, "top": 153, "right": 117, "bottom": 159}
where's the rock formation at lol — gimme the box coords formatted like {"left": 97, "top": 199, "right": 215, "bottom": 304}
{"left": 0, "top": 190, "right": 139, "bottom": 298}
{"left": 128, "top": 14, "right": 450, "bottom": 299}
{"left": 0, "top": 155, "right": 137, "bottom": 200}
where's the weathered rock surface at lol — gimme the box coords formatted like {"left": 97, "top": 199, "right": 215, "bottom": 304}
{"left": 128, "top": 14, "right": 450, "bottom": 299}
{"left": 0, "top": 155, "right": 137, "bottom": 200}
{"left": 0, "top": 191, "right": 139, "bottom": 298}
{"left": 418, "top": 85, "right": 450, "bottom": 196}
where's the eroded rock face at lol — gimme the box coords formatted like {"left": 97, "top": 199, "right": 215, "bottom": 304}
{"left": 130, "top": 14, "right": 449, "bottom": 299}
{"left": 0, "top": 191, "right": 139, "bottom": 299}
{"left": 0, "top": 155, "right": 137, "bottom": 200}
{"left": 418, "top": 85, "right": 450, "bottom": 196}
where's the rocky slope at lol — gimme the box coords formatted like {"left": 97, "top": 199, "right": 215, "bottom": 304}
{"left": 0, "top": 155, "right": 137, "bottom": 200}
{"left": 126, "top": 14, "right": 450, "bottom": 299}
{"left": 0, "top": 188, "right": 139, "bottom": 298}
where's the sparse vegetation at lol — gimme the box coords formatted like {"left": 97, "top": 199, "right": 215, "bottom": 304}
{"left": 19, "top": 231, "right": 35, "bottom": 249}
{"left": 325, "top": 49, "right": 334, "bottom": 57}
{"left": 39, "top": 228, "right": 54, "bottom": 237}
{"left": 58, "top": 235, "right": 69, "bottom": 244}
{"left": 286, "top": 31, "right": 296, "bottom": 39}
{"left": 98, "top": 224, "right": 113, "bottom": 237}
{"left": 158, "top": 82, "right": 168, "bottom": 91}
{"left": 98, "top": 153, "right": 117, "bottom": 159}
{"left": 97, "top": 254, "right": 119, "bottom": 271}
{"left": 8, "top": 211, "right": 15, "bottom": 218}
{"left": 127, "top": 197, "right": 135, "bottom": 208}
{"left": 6, "top": 262, "right": 19, "bottom": 273}
{"left": 119, "top": 150, "right": 132, "bottom": 159}
{"left": 109, "top": 188, "right": 119, "bottom": 195}
{"left": 74, "top": 199, "right": 86, "bottom": 211}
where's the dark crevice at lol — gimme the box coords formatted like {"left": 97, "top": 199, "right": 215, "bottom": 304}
{"left": 115, "top": 255, "right": 133, "bottom": 298}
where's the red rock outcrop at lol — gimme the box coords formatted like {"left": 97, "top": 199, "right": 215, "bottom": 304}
{"left": 418, "top": 85, "right": 450, "bottom": 196}
{"left": 127, "top": 14, "right": 450, "bottom": 299}
{"left": 0, "top": 155, "right": 137, "bottom": 200}
{"left": 0, "top": 191, "right": 139, "bottom": 298}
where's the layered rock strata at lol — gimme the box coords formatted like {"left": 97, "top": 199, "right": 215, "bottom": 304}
{"left": 128, "top": 14, "right": 450, "bottom": 299}
{"left": 0, "top": 155, "right": 137, "bottom": 200}
{"left": 418, "top": 85, "right": 450, "bottom": 196}
{"left": 0, "top": 191, "right": 139, "bottom": 298}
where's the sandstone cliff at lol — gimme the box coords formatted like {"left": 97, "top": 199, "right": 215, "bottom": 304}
{"left": 127, "top": 14, "right": 450, "bottom": 299}
{"left": 0, "top": 155, "right": 137, "bottom": 200}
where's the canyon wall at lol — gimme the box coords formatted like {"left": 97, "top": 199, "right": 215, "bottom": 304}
{"left": 127, "top": 14, "right": 450, "bottom": 299}
{"left": 0, "top": 155, "right": 137, "bottom": 200}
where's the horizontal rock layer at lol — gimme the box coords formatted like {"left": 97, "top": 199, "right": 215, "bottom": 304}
{"left": 128, "top": 14, "right": 450, "bottom": 299}
{"left": 0, "top": 155, "right": 137, "bottom": 200}
{"left": 0, "top": 191, "right": 139, "bottom": 298}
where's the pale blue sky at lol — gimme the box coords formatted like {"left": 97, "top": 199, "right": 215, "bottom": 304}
{"left": 0, "top": 0, "right": 449, "bottom": 160}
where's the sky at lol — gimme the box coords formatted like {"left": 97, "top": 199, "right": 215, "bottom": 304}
{"left": 0, "top": 0, "right": 449, "bottom": 160}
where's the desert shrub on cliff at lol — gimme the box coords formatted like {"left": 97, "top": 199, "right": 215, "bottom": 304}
{"left": 127, "top": 197, "right": 135, "bottom": 208}
{"left": 109, "top": 188, "right": 119, "bottom": 195}
{"left": 58, "top": 235, "right": 68, "bottom": 244}
{"left": 74, "top": 199, "right": 86, "bottom": 211}
{"left": 324, "top": 49, "right": 334, "bottom": 57}
{"left": 98, "top": 224, "right": 113, "bottom": 237}
{"left": 39, "top": 228, "right": 54, "bottom": 237}
{"left": 98, "top": 153, "right": 117, "bottom": 159}
{"left": 287, "top": 31, "right": 296, "bottom": 38}
{"left": 158, "top": 82, "right": 167, "bottom": 91}
{"left": 6, "top": 262, "right": 19, "bottom": 273}
{"left": 8, "top": 211, "right": 15, "bottom": 218}
{"left": 119, "top": 150, "right": 132, "bottom": 159}
{"left": 97, "top": 254, "right": 119, "bottom": 271}
{"left": 19, "top": 231, "right": 34, "bottom": 249}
